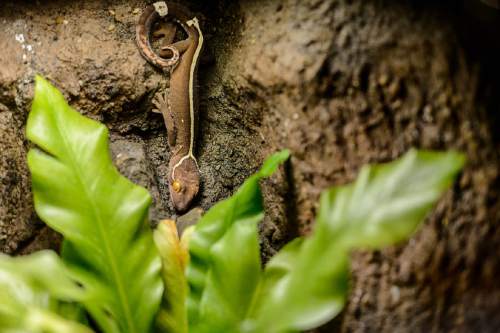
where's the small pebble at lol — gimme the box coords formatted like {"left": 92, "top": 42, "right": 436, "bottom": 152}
{"left": 390, "top": 286, "right": 400, "bottom": 304}
{"left": 378, "top": 73, "right": 389, "bottom": 86}
{"left": 108, "top": 24, "right": 116, "bottom": 31}
{"left": 153, "top": 2, "right": 168, "bottom": 17}
{"left": 132, "top": 8, "right": 140, "bottom": 14}
{"left": 109, "top": 9, "right": 116, "bottom": 16}
{"left": 422, "top": 105, "right": 433, "bottom": 122}
{"left": 392, "top": 99, "right": 402, "bottom": 109}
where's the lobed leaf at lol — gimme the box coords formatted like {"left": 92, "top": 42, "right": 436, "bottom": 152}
{"left": 186, "top": 150, "right": 290, "bottom": 331}
{"left": 27, "top": 76, "right": 163, "bottom": 333}
{"left": 250, "top": 149, "right": 465, "bottom": 332}
{"left": 316, "top": 149, "right": 466, "bottom": 248}
{"left": 0, "top": 251, "right": 93, "bottom": 333}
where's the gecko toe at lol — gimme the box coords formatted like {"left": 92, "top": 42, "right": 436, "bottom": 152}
{"left": 161, "top": 90, "right": 168, "bottom": 101}
{"left": 152, "top": 99, "right": 162, "bottom": 109}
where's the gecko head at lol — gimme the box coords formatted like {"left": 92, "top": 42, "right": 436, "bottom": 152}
{"left": 169, "top": 156, "right": 200, "bottom": 213}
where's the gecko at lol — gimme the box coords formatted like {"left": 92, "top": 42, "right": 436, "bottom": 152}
{"left": 136, "top": 2, "right": 203, "bottom": 212}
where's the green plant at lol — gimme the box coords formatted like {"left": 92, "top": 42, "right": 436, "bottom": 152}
{"left": 183, "top": 147, "right": 464, "bottom": 333}
{"left": 0, "top": 76, "right": 465, "bottom": 333}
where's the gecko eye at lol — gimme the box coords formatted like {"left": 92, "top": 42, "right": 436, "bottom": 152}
{"left": 172, "top": 180, "right": 182, "bottom": 192}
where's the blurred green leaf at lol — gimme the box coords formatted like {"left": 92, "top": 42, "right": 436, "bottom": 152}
{"left": 0, "top": 251, "right": 93, "bottom": 333}
{"left": 183, "top": 148, "right": 463, "bottom": 333}
{"left": 250, "top": 149, "right": 465, "bottom": 332}
{"left": 186, "top": 150, "right": 290, "bottom": 331}
{"left": 27, "top": 76, "right": 163, "bottom": 333}
{"left": 317, "top": 149, "right": 465, "bottom": 248}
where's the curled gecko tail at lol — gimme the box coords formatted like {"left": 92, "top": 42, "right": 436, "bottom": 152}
{"left": 136, "top": 4, "right": 180, "bottom": 70}
{"left": 163, "top": 2, "right": 199, "bottom": 23}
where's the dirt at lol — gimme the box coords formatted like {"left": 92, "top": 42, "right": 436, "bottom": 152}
{"left": 1, "top": 0, "right": 499, "bottom": 331}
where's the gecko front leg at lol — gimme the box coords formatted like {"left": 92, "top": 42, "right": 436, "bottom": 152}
{"left": 152, "top": 91, "right": 176, "bottom": 148}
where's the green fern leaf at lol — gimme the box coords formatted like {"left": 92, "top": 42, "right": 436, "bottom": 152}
{"left": 26, "top": 76, "right": 163, "bottom": 333}
{"left": 0, "top": 251, "right": 93, "bottom": 333}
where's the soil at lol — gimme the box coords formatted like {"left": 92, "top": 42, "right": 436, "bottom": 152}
{"left": 1, "top": 0, "right": 499, "bottom": 331}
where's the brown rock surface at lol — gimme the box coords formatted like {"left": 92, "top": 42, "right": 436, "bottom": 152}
{"left": 1, "top": 0, "right": 499, "bottom": 331}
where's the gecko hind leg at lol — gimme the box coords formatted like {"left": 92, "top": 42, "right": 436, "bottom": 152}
{"left": 153, "top": 21, "right": 177, "bottom": 45}
{"left": 159, "top": 39, "right": 191, "bottom": 58}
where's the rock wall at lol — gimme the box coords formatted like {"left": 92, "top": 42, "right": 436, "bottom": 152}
{"left": 0, "top": 0, "right": 499, "bottom": 331}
